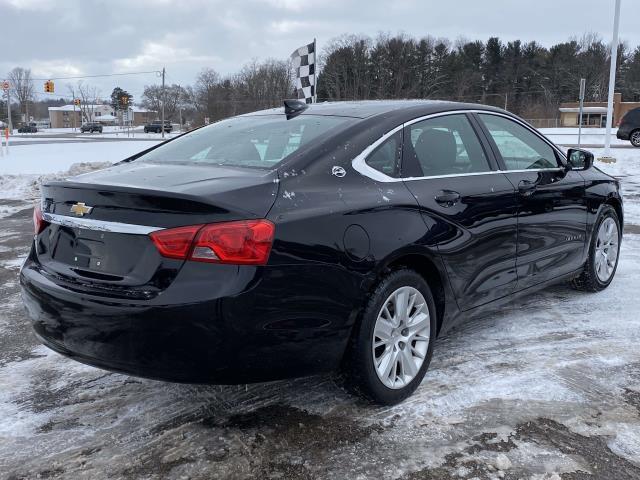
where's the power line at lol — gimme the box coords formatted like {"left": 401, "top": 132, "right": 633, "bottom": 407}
{"left": 30, "top": 70, "right": 162, "bottom": 81}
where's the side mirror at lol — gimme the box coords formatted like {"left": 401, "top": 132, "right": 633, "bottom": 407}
{"left": 566, "top": 148, "right": 594, "bottom": 171}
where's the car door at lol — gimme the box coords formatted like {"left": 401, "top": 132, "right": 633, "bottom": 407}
{"left": 475, "top": 112, "right": 587, "bottom": 289}
{"left": 401, "top": 113, "right": 519, "bottom": 311}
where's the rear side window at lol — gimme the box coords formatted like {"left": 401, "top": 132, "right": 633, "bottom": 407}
{"left": 365, "top": 131, "right": 401, "bottom": 177}
{"left": 140, "top": 115, "right": 354, "bottom": 169}
{"left": 479, "top": 114, "right": 559, "bottom": 170}
{"left": 403, "top": 114, "right": 491, "bottom": 177}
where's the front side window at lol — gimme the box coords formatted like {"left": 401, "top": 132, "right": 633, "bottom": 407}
{"left": 139, "top": 115, "right": 354, "bottom": 169}
{"left": 479, "top": 114, "right": 559, "bottom": 170}
{"left": 403, "top": 114, "right": 491, "bottom": 177}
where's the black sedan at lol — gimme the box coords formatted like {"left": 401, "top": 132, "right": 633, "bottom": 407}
{"left": 20, "top": 100, "right": 623, "bottom": 405}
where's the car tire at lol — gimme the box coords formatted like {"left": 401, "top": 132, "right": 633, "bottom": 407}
{"left": 630, "top": 129, "right": 640, "bottom": 148}
{"left": 571, "top": 205, "right": 621, "bottom": 292}
{"left": 342, "top": 269, "right": 437, "bottom": 405}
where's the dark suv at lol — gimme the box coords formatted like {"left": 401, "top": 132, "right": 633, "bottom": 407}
{"left": 17, "top": 122, "right": 37, "bottom": 133}
{"left": 144, "top": 120, "right": 172, "bottom": 133}
{"left": 80, "top": 122, "right": 103, "bottom": 133}
{"left": 617, "top": 107, "right": 640, "bottom": 147}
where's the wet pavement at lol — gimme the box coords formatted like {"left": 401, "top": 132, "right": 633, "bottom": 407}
{"left": 1, "top": 201, "right": 640, "bottom": 480}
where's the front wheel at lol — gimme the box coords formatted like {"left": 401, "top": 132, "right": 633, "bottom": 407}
{"left": 343, "top": 269, "right": 437, "bottom": 405}
{"left": 630, "top": 129, "right": 640, "bottom": 148}
{"left": 571, "top": 205, "right": 621, "bottom": 291}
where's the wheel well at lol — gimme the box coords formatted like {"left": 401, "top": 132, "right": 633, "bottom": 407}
{"left": 606, "top": 197, "right": 624, "bottom": 229}
{"left": 385, "top": 254, "right": 446, "bottom": 335}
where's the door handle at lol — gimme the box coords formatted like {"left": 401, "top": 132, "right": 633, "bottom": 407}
{"left": 518, "top": 180, "right": 537, "bottom": 196}
{"left": 435, "top": 190, "right": 461, "bottom": 206}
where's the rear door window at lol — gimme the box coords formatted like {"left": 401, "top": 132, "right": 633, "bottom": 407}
{"left": 402, "top": 114, "right": 491, "bottom": 177}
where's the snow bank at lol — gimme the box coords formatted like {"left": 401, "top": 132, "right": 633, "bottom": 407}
{"left": 0, "top": 141, "right": 157, "bottom": 175}
{"left": 0, "top": 162, "right": 112, "bottom": 201}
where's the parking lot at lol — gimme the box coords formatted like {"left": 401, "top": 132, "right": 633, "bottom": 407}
{"left": 0, "top": 135, "right": 638, "bottom": 479}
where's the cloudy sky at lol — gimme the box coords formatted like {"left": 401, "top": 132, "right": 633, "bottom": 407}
{"left": 1, "top": 0, "right": 637, "bottom": 102}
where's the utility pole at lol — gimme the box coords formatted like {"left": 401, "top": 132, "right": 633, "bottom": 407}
{"left": 578, "top": 78, "right": 586, "bottom": 148}
{"left": 604, "top": 0, "right": 622, "bottom": 158}
{"left": 5, "top": 88, "right": 12, "bottom": 133}
{"left": 161, "top": 67, "right": 166, "bottom": 139}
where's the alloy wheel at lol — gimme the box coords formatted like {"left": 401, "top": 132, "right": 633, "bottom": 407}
{"left": 595, "top": 217, "right": 619, "bottom": 283}
{"left": 631, "top": 130, "right": 640, "bottom": 147}
{"left": 372, "top": 286, "right": 430, "bottom": 389}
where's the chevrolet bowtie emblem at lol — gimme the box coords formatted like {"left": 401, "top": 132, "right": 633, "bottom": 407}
{"left": 70, "top": 202, "right": 93, "bottom": 217}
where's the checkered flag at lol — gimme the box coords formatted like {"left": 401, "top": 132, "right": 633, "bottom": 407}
{"left": 291, "top": 40, "right": 316, "bottom": 104}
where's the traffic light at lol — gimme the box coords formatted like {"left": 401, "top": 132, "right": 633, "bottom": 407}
{"left": 44, "top": 80, "right": 55, "bottom": 93}
{"left": 121, "top": 95, "right": 129, "bottom": 106}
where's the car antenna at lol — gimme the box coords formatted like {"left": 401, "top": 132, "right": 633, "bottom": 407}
{"left": 283, "top": 99, "right": 308, "bottom": 119}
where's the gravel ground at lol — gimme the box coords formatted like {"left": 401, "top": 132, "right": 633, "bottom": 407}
{"left": 1, "top": 155, "right": 640, "bottom": 479}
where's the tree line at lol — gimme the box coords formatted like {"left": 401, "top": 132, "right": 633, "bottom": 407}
{"left": 317, "top": 33, "right": 640, "bottom": 119}
{"left": 3, "top": 32, "right": 640, "bottom": 127}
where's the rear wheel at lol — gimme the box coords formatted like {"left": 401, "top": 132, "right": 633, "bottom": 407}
{"left": 571, "top": 205, "right": 621, "bottom": 291}
{"left": 343, "top": 269, "right": 437, "bottom": 405}
{"left": 630, "top": 129, "right": 640, "bottom": 147}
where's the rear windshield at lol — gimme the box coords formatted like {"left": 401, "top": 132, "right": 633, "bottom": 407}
{"left": 138, "top": 114, "right": 354, "bottom": 169}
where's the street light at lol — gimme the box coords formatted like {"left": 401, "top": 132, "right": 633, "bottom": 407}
{"left": 603, "top": 0, "right": 622, "bottom": 159}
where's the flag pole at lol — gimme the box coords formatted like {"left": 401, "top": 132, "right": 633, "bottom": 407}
{"left": 313, "top": 37, "right": 317, "bottom": 103}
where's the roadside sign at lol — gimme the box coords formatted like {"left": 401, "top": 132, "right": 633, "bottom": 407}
{"left": 1, "top": 81, "right": 8, "bottom": 91}
{"left": 204, "top": 117, "right": 210, "bottom": 125}
{"left": 74, "top": 98, "right": 81, "bottom": 106}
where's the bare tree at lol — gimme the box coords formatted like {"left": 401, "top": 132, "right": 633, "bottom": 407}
{"left": 67, "top": 81, "right": 102, "bottom": 123}
{"left": 141, "top": 84, "right": 188, "bottom": 121}
{"left": 8, "top": 67, "right": 34, "bottom": 121}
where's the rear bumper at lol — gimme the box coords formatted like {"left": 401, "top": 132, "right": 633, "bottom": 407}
{"left": 20, "top": 251, "right": 361, "bottom": 384}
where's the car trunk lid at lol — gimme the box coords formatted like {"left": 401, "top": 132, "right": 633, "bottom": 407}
{"left": 36, "top": 161, "right": 279, "bottom": 293}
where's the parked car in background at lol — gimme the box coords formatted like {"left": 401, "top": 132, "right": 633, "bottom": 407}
{"left": 617, "top": 107, "right": 640, "bottom": 147}
{"left": 21, "top": 100, "right": 623, "bottom": 405}
{"left": 17, "top": 122, "right": 37, "bottom": 133}
{"left": 144, "top": 120, "right": 172, "bottom": 133}
{"left": 80, "top": 122, "right": 103, "bottom": 133}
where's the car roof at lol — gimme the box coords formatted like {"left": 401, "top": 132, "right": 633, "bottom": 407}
{"left": 243, "top": 100, "right": 504, "bottom": 120}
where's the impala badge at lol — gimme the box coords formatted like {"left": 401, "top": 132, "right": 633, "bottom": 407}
{"left": 70, "top": 202, "right": 93, "bottom": 217}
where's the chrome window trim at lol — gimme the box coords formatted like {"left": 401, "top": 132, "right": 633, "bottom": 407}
{"left": 351, "top": 109, "right": 567, "bottom": 183}
{"left": 43, "top": 213, "right": 163, "bottom": 235}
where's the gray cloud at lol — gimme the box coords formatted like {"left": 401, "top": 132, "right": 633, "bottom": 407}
{"left": 1, "top": 0, "right": 637, "bottom": 102}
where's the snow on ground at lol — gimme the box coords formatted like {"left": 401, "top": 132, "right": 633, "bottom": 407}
{"left": 7, "top": 136, "right": 93, "bottom": 143}
{"left": 0, "top": 141, "right": 159, "bottom": 175}
{"left": 539, "top": 127, "right": 630, "bottom": 147}
{"left": 0, "top": 133, "right": 639, "bottom": 478}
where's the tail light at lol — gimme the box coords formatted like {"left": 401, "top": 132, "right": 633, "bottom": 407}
{"left": 33, "top": 205, "right": 48, "bottom": 235}
{"left": 150, "top": 219, "right": 275, "bottom": 265}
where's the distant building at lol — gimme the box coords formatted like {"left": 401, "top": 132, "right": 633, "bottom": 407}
{"left": 48, "top": 105, "right": 156, "bottom": 128}
{"left": 120, "top": 106, "right": 156, "bottom": 127}
{"left": 559, "top": 93, "right": 640, "bottom": 127}
{"left": 48, "top": 104, "right": 114, "bottom": 128}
